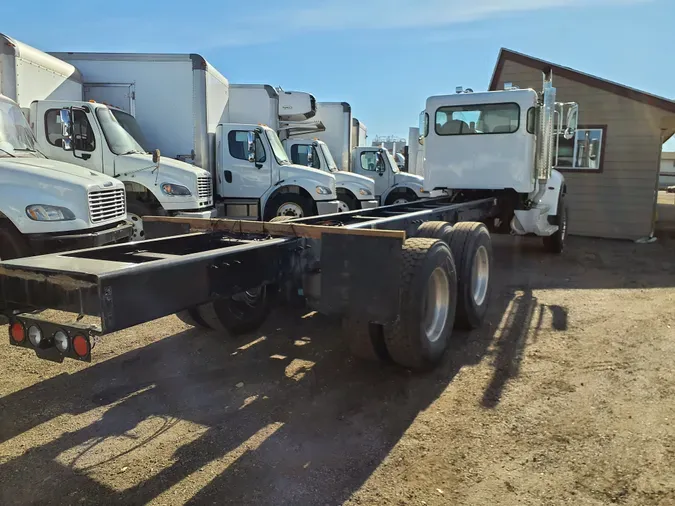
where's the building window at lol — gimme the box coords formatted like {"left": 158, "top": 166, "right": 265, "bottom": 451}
{"left": 45, "top": 109, "right": 96, "bottom": 151}
{"left": 555, "top": 127, "right": 604, "bottom": 171}
{"left": 435, "top": 103, "right": 520, "bottom": 135}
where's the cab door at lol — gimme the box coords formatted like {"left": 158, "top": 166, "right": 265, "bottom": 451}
{"left": 34, "top": 102, "right": 105, "bottom": 175}
{"left": 218, "top": 126, "right": 272, "bottom": 199}
{"left": 355, "top": 149, "right": 391, "bottom": 198}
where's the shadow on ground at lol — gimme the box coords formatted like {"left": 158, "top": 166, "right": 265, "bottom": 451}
{"left": 0, "top": 236, "right": 672, "bottom": 505}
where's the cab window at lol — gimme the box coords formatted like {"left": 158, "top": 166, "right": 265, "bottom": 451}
{"left": 45, "top": 109, "right": 96, "bottom": 151}
{"left": 290, "top": 144, "right": 320, "bottom": 169}
{"left": 228, "top": 130, "right": 266, "bottom": 162}
{"left": 435, "top": 103, "right": 520, "bottom": 135}
{"left": 360, "top": 151, "right": 384, "bottom": 172}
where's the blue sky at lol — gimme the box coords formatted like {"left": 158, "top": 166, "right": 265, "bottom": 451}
{"left": 5, "top": 0, "right": 675, "bottom": 149}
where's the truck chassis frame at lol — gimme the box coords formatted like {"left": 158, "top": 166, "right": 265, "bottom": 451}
{"left": 1, "top": 196, "right": 499, "bottom": 367}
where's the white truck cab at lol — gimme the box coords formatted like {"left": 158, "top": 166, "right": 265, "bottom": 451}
{"left": 351, "top": 147, "right": 427, "bottom": 205}
{"left": 216, "top": 124, "right": 338, "bottom": 220}
{"left": 421, "top": 73, "right": 579, "bottom": 251}
{"left": 0, "top": 94, "right": 131, "bottom": 260}
{"left": 284, "top": 138, "right": 378, "bottom": 212}
{"left": 29, "top": 100, "right": 213, "bottom": 240}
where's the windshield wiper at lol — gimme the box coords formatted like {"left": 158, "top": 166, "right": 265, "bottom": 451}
{"left": 122, "top": 149, "right": 142, "bottom": 155}
{"left": 0, "top": 147, "right": 16, "bottom": 158}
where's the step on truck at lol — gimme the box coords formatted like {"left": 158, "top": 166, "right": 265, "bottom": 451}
{"left": 0, "top": 34, "right": 214, "bottom": 242}
{"left": 0, "top": 94, "right": 131, "bottom": 261}
{"left": 0, "top": 72, "right": 577, "bottom": 370}
{"left": 291, "top": 102, "right": 429, "bottom": 205}
{"left": 52, "top": 52, "right": 340, "bottom": 222}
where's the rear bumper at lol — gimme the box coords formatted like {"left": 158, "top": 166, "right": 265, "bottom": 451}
{"left": 25, "top": 222, "right": 133, "bottom": 255}
{"left": 316, "top": 200, "right": 340, "bottom": 216}
{"left": 359, "top": 199, "right": 379, "bottom": 210}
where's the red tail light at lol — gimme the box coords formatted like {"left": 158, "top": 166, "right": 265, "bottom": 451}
{"left": 72, "top": 335, "right": 90, "bottom": 358}
{"left": 10, "top": 322, "right": 25, "bottom": 343}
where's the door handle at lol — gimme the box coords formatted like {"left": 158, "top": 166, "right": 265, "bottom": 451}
{"left": 224, "top": 170, "right": 232, "bottom": 183}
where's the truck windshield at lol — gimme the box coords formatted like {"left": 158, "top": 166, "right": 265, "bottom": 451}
{"left": 0, "top": 99, "right": 40, "bottom": 156}
{"left": 320, "top": 143, "right": 339, "bottom": 172}
{"left": 265, "top": 130, "right": 291, "bottom": 165}
{"left": 110, "top": 109, "right": 150, "bottom": 152}
{"left": 95, "top": 107, "right": 145, "bottom": 155}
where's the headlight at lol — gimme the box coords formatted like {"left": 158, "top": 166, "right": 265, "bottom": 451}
{"left": 358, "top": 188, "right": 373, "bottom": 196}
{"left": 25, "top": 205, "right": 76, "bottom": 221}
{"left": 315, "top": 185, "right": 332, "bottom": 195}
{"left": 161, "top": 183, "right": 192, "bottom": 196}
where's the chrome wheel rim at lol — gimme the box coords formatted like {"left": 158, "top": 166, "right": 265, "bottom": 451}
{"left": 127, "top": 213, "right": 145, "bottom": 241}
{"left": 277, "top": 203, "right": 304, "bottom": 218}
{"left": 393, "top": 198, "right": 409, "bottom": 205}
{"left": 336, "top": 200, "right": 350, "bottom": 213}
{"left": 423, "top": 267, "right": 450, "bottom": 343}
{"left": 471, "top": 245, "right": 490, "bottom": 306}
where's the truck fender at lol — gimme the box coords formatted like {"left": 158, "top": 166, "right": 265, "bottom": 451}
{"left": 336, "top": 180, "right": 367, "bottom": 201}
{"left": 541, "top": 170, "right": 566, "bottom": 217}
{"left": 121, "top": 180, "right": 164, "bottom": 210}
{"left": 381, "top": 182, "right": 424, "bottom": 204}
{"left": 261, "top": 184, "right": 318, "bottom": 214}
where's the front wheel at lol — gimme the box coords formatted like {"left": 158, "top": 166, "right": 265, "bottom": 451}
{"left": 264, "top": 193, "right": 315, "bottom": 221}
{"left": 336, "top": 191, "right": 359, "bottom": 213}
{"left": 543, "top": 196, "right": 568, "bottom": 254}
{"left": 126, "top": 200, "right": 158, "bottom": 241}
{"left": 384, "top": 190, "right": 418, "bottom": 206}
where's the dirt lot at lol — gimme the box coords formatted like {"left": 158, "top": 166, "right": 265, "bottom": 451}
{"left": 1, "top": 234, "right": 675, "bottom": 506}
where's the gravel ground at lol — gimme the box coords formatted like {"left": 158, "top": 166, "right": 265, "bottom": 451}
{"left": 1, "top": 234, "right": 675, "bottom": 505}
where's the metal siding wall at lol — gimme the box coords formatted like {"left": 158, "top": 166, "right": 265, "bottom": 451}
{"left": 497, "top": 60, "right": 668, "bottom": 240}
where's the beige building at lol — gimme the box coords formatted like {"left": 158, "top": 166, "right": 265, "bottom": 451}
{"left": 489, "top": 49, "right": 675, "bottom": 240}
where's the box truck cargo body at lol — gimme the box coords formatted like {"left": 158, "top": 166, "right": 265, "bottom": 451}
{"left": 53, "top": 54, "right": 339, "bottom": 221}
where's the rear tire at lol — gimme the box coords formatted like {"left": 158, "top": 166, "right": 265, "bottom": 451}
{"left": 196, "top": 285, "right": 271, "bottom": 337}
{"left": 264, "top": 193, "right": 315, "bottom": 221}
{"left": 342, "top": 318, "right": 388, "bottom": 362}
{"left": 176, "top": 308, "right": 212, "bottom": 329}
{"left": 383, "top": 238, "right": 457, "bottom": 371}
{"left": 447, "top": 222, "right": 492, "bottom": 330}
{"left": 414, "top": 221, "right": 453, "bottom": 243}
{"left": 543, "top": 195, "right": 568, "bottom": 254}
{"left": 0, "top": 221, "right": 29, "bottom": 261}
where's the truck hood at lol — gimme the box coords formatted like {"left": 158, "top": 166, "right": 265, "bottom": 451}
{"left": 335, "top": 170, "right": 375, "bottom": 190}
{"left": 280, "top": 163, "right": 336, "bottom": 188}
{"left": 394, "top": 172, "right": 424, "bottom": 186}
{"left": 116, "top": 153, "right": 211, "bottom": 186}
{"left": 0, "top": 156, "right": 123, "bottom": 188}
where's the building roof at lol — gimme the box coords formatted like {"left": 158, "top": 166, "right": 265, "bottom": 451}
{"left": 489, "top": 48, "right": 675, "bottom": 115}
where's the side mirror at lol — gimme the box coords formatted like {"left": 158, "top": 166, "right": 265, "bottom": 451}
{"left": 418, "top": 135, "right": 424, "bottom": 146}
{"left": 246, "top": 131, "right": 256, "bottom": 163}
{"left": 306, "top": 147, "right": 314, "bottom": 166}
{"left": 152, "top": 149, "right": 161, "bottom": 164}
{"left": 59, "top": 109, "right": 73, "bottom": 151}
{"left": 563, "top": 104, "right": 579, "bottom": 140}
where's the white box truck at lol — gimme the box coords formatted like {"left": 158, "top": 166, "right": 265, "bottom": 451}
{"left": 227, "top": 84, "right": 378, "bottom": 212}
{"left": 0, "top": 35, "right": 213, "bottom": 242}
{"left": 0, "top": 40, "right": 131, "bottom": 260}
{"left": 52, "top": 53, "right": 339, "bottom": 221}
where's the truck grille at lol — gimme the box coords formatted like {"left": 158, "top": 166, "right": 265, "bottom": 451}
{"left": 88, "top": 188, "right": 126, "bottom": 223}
{"left": 197, "top": 176, "right": 212, "bottom": 200}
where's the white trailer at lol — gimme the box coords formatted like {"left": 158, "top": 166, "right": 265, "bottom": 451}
{"left": 51, "top": 54, "right": 339, "bottom": 221}
{"left": 0, "top": 35, "right": 214, "bottom": 242}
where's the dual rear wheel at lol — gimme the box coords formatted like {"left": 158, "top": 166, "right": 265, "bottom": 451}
{"left": 343, "top": 221, "right": 493, "bottom": 371}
